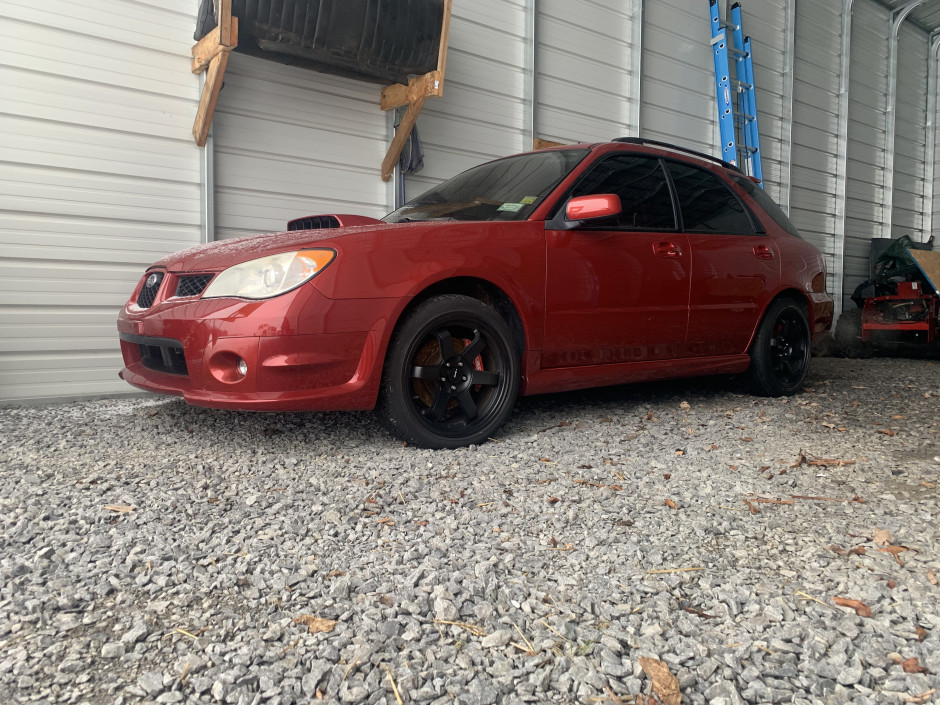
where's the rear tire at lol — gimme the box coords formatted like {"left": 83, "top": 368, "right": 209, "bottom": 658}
{"left": 747, "top": 298, "right": 811, "bottom": 396}
{"left": 376, "top": 295, "right": 520, "bottom": 449}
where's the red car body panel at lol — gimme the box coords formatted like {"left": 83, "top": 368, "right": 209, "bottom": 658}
{"left": 117, "top": 141, "right": 834, "bottom": 412}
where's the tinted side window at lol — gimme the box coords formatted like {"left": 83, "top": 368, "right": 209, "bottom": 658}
{"left": 667, "top": 162, "right": 755, "bottom": 234}
{"left": 570, "top": 155, "right": 676, "bottom": 230}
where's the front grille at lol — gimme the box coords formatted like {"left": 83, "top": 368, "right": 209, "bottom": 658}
{"left": 139, "top": 339, "right": 188, "bottom": 376}
{"left": 136, "top": 272, "right": 165, "bottom": 309}
{"left": 175, "top": 274, "right": 213, "bottom": 298}
{"left": 288, "top": 215, "right": 340, "bottom": 231}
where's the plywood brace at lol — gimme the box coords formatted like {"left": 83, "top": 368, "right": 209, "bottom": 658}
{"left": 192, "top": 0, "right": 238, "bottom": 147}
{"left": 380, "top": 0, "right": 452, "bottom": 181}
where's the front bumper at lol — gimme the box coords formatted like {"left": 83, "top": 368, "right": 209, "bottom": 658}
{"left": 117, "top": 285, "right": 398, "bottom": 411}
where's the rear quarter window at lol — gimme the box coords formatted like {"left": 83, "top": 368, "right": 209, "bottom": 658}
{"left": 731, "top": 175, "right": 804, "bottom": 238}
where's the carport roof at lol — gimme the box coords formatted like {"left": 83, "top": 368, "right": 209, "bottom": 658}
{"left": 876, "top": 0, "right": 940, "bottom": 34}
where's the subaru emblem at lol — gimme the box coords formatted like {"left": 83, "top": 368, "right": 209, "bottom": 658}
{"left": 146, "top": 273, "right": 159, "bottom": 288}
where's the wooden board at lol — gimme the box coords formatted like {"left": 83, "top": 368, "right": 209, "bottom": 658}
{"left": 910, "top": 249, "right": 940, "bottom": 295}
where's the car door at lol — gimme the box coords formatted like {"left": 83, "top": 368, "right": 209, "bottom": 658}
{"left": 542, "top": 154, "right": 691, "bottom": 368}
{"left": 665, "top": 161, "right": 780, "bottom": 356}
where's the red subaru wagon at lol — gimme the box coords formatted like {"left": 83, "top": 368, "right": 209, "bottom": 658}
{"left": 118, "top": 139, "right": 833, "bottom": 448}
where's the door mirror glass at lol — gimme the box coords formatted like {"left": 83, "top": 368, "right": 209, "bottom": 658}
{"left": 566, "top": 194, "right": 622, "bottom": 222}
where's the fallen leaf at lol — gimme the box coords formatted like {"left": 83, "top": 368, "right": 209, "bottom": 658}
{"left": 878, "top": 546, "right": 910, "bottom": 566}
{"left": 743, "top": 499, "right": 760, "bottom": 515}
{"left": 103, "top": 504, "right": 136, "bottom": 513}
{"left": 674, "top": 449, "right": 684, "bottom": 456}
{"left": 414, "top": 520, "right": 428, "bottom": 526}
{"left": 877, "top": 429, "right": 897, "bottom": 437}
{"left": 828, "top": 545, "right": 848, "bottom": 556}
{"left": 758, "top": 466, "right": 771, "bottom": 472}
{"left": 848, "top": 546, "right": 867, "bottom": 556}
{"left": 916, "top": 626, "right": 928, "bottom": 641}
{"left": 293, "top": 615, "right": 336, "bottom": 634}
{"left": 832, "top": 596, "right": 872, "bottom": 617}
{"left": 790, "top": 451, "right": 807, "bottom": 468}
{"left": 928, "top": 569, "right": 937, "bottom": 585}
{"left": 891, "top": 414, "right": 905, "bottom": 419}
{"left": 376, "top": 517, "right": 395, "bottom": 525}
{"left": 902, "top": 657, "right": 927, "bottom": 674}
{"left": 923, "top": 481, "right": 937, "bottom": 489}
{"left": 740, "top": 437, "right": 753, "bottom": 442}
{"left": 550, "top": 537, "right": 558, "bottom": 548}
{"left": 729, "top": 465, "right": 738, "bottom": 471}
{"left": 822, "top": 422, "right": 835, "bottom": 429}
{"left": 664, "top": 499, "right": 678, "bottom": 510}
{"left": 905, "top": 689, "right": 937, "bottom": 704}
{"left": 379, "top": 595, "right": 393, "bottom": 607}
{"left": 679, "top": 401, "right": 691, "bottom": 412}
{"left": 637, "top": 657, "right": 681, "bottom": 705}
{"left": 663, "top": 473, "right": 671, "bottom": 480}
{"left": 548, "top": 497, "right": 560, "bottom": 505}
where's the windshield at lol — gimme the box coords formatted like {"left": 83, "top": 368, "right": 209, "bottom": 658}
{"left": 384, "top": 149, "right": 589, "bottom": 223}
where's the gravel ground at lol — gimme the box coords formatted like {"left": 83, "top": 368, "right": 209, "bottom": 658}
{"left": 1, "top": 357, "right": 938, "bottom": 705}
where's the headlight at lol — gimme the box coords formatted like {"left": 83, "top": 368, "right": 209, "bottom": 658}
{"left": 203, "top": 249, "right": 335, "bottom": 299}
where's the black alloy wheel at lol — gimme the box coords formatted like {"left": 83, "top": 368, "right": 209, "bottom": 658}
{"left": 376, "top": 295, "right": 520, "bottom": 448}
{"left": 747, "top": 298, "right": 811, "bottom": 396}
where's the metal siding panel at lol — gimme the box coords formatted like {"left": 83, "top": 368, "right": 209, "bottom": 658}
{"left": 401, "top": 0, "right": 528, "bottom": 194}
{"left": 844, "top": 0, "right": 890, "bottom": 296}
{"left": 536, "top": 0, "right": 635, "bottom": 144}
{"left": 891, "top": 22, "right": 928, "bottom": 239}
{"left": 0, "top": 1, "right": 202, "bottom": 403}
{"left": 790, "top": 0, "right": 841, "bottom": 268}
{"left": 641, "top": 1, "right": 714, "bottom": 154}
{"left": 211, "top": 53, "right": 388, "bottom": 240}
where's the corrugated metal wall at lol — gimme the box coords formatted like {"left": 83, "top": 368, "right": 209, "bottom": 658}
{"left": 892, "top": 22, "right": 928, "bottom": 241}
{"left": 845, "top": 0, "right": 891, "bottom": 291}
{"left": 536, "top": 0, "right": 636, "bottom": 144}
{"left": 640, "top": 1, "right": 714, "bottom": 155}
{"left": 0, "top": 0, "right": 202, "bottom": 402}
{"left": 789, "top": 1, "right": 842, "bottom": 277}
{"left": 211, "top": 54, "right": 388, "bottom": 239}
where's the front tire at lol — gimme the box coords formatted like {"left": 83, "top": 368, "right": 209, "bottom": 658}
{"left": 747, "top": 298, "right": 811, "bottom": 396}
{"left": 376, "top": 295, "right": 520, "bottom": 449}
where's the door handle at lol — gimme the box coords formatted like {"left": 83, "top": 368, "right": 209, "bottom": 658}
{"left": 653, "top": 241, "right": 682, "bottom": 258}
{"left": 753, "top": 244, "right": 774, "bottom": 260}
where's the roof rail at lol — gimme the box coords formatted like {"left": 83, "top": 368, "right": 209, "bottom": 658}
{"left": 611, "top": 137, "right": 743, "bottom": 173}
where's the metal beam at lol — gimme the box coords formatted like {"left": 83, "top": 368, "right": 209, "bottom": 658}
{"left": 883, "top": 0, "right": 928, "bottom": 240}
{"left": 780, "top": 0, "right": 797, "bottom": 214}
{"left": 524, "top": 0, "right": 537, "bottom": 147}
{"left": 631, "top": 0, "right": 644, "bottom": 136}
{"left": 198, "top": 72, "right": 214, "bottom": 244}
{"left": 834, "top": 0, "right": 855, "bottom": 317}
{"left": 924, "top": 31, "right": 940, "bottom": 241}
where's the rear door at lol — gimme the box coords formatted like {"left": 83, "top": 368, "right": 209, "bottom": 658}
{"left": 665, "top": 162, "right": 780, "bottom": 356}
{"left": 542, "top": 154, "right": 691, "bottom": 367}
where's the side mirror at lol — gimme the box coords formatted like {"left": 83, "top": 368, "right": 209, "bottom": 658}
{"left": 565, "top": 194, "right": 621, "bottom": 223}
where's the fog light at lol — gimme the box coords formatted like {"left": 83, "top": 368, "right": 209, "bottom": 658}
{"left": 207, "top": 352, "right": 250, "bottom": 384}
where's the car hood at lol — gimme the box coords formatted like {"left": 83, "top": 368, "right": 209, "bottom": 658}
{"left": 154, "top": 220, "right": 395, "bottom": 272}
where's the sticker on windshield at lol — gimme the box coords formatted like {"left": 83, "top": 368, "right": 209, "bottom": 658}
{"left": 520, "top": 196, "right": 537, "bottom": 204}
{"left": 497, "top": 203, "right": 525, "bottom": 212}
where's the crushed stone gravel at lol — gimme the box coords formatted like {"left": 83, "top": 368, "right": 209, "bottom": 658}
{"left": 0, "top": 357, "right": 938, "bottom": 705}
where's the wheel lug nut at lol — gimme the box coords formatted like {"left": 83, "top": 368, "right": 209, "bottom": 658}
{"left": 441, "top": 377, "right": 446, "bottom": 382}
{"left": 461, "top": 376, "right": 467, "bottom": 381}
{"left": 458, "top": 362, "right": 464, "bottom": 367}
{"left": 450, "top": 385, "right": 456, "bottom": 391}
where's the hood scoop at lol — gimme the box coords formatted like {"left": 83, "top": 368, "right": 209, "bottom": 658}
{"left": 287, "top": 214, "right": 384, "bottom": 231}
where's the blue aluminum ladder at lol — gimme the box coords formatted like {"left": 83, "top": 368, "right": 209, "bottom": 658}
{"left": 708, "top": 0, "right": 763, "bottom": 185}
